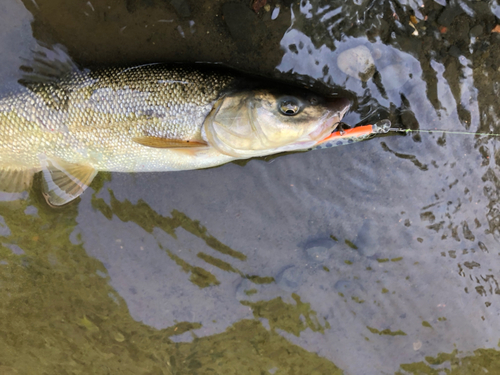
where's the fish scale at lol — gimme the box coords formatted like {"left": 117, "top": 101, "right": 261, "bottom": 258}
{"left": 0, "top": 64, "right": 237, "bottom": 171}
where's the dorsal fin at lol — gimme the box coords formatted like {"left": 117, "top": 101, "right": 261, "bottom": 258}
{"left": 39, "top": 155, "right": 97, "bottom": 207}
{"left": 132, "top": 136, "right": 208, "bottom": 148}
{"left": 19, "top": 44, "right": 79, "bottom": 85}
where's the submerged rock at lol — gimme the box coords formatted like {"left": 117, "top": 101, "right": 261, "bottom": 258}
{"left": 305, "top": 246, "right": 330, "bottom": 262}
{"left": 277, "top": 266, "right": 304, "bottom": 291}
{"left": 303, "top": 237, "right": 334, "bottom": 262}
{"left": 380, "top": 64, "right": 411, "bottom": 91}
{"left": 337, "top": 45, "right": 375, "bottom": 81}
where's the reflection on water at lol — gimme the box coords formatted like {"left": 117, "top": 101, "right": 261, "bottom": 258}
{"left": 2, "top": 0, "right": 500, "bottom": 373}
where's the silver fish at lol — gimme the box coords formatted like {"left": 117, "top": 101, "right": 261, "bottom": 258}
{"left": 0, "top": 60, "right": 350, "bottom": 206}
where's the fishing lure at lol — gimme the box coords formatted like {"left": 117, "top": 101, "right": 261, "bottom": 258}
{"left": 312, "top": 119, "right": 500, "bottom": 151}
{"left": 312, "top": 119, "right": 392, "bottom": 150}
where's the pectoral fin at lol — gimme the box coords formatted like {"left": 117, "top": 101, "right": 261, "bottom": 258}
{"left": 0, "top": 168, "right": 35, "bottom": 192}
{"left": 132, "top": 136, "right": 208, "bottom": 148}
{"left": 39, "top": 155, "right": 97, "bottom": 206}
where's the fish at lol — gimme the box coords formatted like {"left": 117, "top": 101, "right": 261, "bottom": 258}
{"left": 0, "top": 56, "right": 351, "bottom": 206}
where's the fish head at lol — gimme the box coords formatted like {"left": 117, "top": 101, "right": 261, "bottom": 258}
{"left": 203, "top": 89, "right": 350, "bottom": 158}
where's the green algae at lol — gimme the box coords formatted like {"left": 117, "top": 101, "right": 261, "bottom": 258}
{"left": 366, "top": 326, "right": 407, "bottom": 336}
{"left": 172, "top": 319, "right": 342, "bottom": 375}
{"left": 240, "top": 293, "right": 328, "bottom": 337}
{"left": 197, "top": 251, "right": 240, "bottom": 274}
{"left": 344, "top": 239, "right": 358, "bottom": 249}
{"left": 164, "top": 247, "right": 220, "bottom": 288}
{"left": 422, "top": 321, "right": 433, "bottom": 329}
{"left": 89, "top": 172, "right": 112, "bottom": 195}
{"left": 164, "top": 321, "right": 202, "bottom": 336}
{"left": 0, "top": 193, "right": 343, "bottom": 374}
{"left": 398, "top": 348, "right": 500, "bottom": 374}
{"left": 245, "top": 275, "right": 275, "bottom": 284}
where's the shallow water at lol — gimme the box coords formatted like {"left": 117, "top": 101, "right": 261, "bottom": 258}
{"left": 1, "top": 0, "right": 500, "bottom": 374}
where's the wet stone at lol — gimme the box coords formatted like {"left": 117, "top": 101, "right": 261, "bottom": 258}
{"left": 303, "top": 238, "right": 334, "bottom": 262}
{"left": 277, "top": 266, "right": 304, "bottom": 291}
{"left": 448, "top": 45, "right": 461, "bottom": 58}
{"left": 470, "top": 24, "right": 483, "bottom": 37}
{"left": 355, "top": 219, "right": 378, "bottom": 257}
{"left": 337, "top": 45, "right": 375, "bottom": 81}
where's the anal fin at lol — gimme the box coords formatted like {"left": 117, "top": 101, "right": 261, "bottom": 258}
{"left": 39, "top": 155, "right": 97, "bottom": 206}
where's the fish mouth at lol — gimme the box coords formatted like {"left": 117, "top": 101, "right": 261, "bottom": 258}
{"left": 328, "top": 97, "right": 351, "bottom": 125}
{"left": 318, "top": 132, "right": 336, "bottom": 144}
{"left": 308, "top": 97, "right": 351, "bottom": 141}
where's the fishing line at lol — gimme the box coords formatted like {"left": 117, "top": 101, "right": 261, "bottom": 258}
{"left": 389, "top": 128, "right": 500, "bottom": 137}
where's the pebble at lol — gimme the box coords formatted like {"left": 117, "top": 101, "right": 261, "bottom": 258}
{"left": 277, "top": 266, "right": 304, "bottom": 291}
{"left": 355, "top": 219, "right": 378, "bottom": 257}
{"left": 305, "top": 246, "right": 331, "bottom": 262}
{"left": 304, "top": 238, "right": 334, "bottom": 262}
{"left": 337, "top": 45, "right": 375, "bottom": 81}
{"left": 469, "top": 25, "right": 483, "bottom": 38}
{"left": 448, "top": 45, "right": 461, "bottom": 58}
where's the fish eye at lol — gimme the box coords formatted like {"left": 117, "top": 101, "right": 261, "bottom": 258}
{"left": 279, "top": 98, "right": 301, "bottom": 116}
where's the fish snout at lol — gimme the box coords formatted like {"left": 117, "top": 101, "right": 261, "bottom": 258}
{"left": 327, "top": 97, "right": 351, "bottom": 117}
{"left": 321, "top": 97, "right": 351, "bottom": 133}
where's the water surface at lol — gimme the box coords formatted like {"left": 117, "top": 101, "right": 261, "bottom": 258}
{"left": 1, "top": 0, "right": 500, "bottom": 374}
